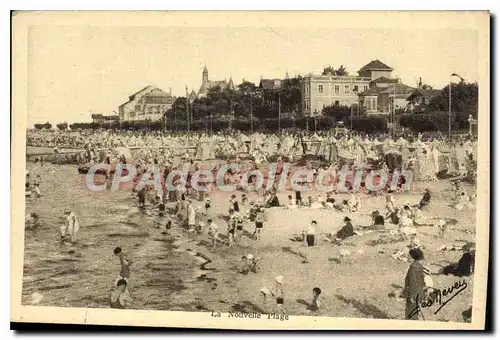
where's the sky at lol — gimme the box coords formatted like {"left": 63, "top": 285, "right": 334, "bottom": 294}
{"left": 27, "top": 26, "right": 478, "bottom": 125}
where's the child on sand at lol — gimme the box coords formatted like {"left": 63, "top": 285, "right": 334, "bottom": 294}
{"left": 309, "top": 287, "right": 329, "bottom": 313}
{"left": 207, "top": 219, "right": 219, "bottom": 248}
{"left": 186, "top": 200, "right": 196, "bottom": 231}
{"left": 253, "top": 211, "right": 264, "bottom": 240}
{"left": 306, "top": 221, "right": 317, "bottom": 247}
{"left": 26, "top": 212, "right": 40, "bottom": 229}
{"left": 33, "top": 175, "right": 41, "bottom": 198}
{"left": 227, "top": 214, "right": 236, "bottom": 247}
{"left": 454, "top": 191, "right": 473, "bottom": 211}
{"left": 114, "top": 247, "right": 132, "bottom": 283}
{"left": 274, "top": 276, "right": 285, "bottom": 314}
{"left": 161, "top": 220, "right": 172, "bottom": 236}
{"left": 235, "top": 215, "right": 244, "bottom": 243}
{"left": 286, "top": 195, "right": 296, "bottom": 209}
{"left": 196, "top": 221, "right": 205, "bottom": 235}
{"left": 137, "top": 187, "right": 146, "bottom": 207}
{"left": 64, "top": 209, "right": 80, "bottom": 244}
{"left": 386, "top": 194, "right": 396, "bottom": 215}
{"left": 204, "top": 197, "right": 212, "bottom": 215}
{"left": 230, "top": 194, "right": 240, "bottom": 212}
{"left": 109, "top": 279, "right": 133, "bottom": 309}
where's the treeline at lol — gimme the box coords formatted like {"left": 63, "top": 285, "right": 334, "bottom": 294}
{"left": 39, "top": 112, "right": 474, "bottom": 134}
{"left": 167, "top": 77, "right": 303, "bottom": 122}
{"left": 399, "top": 111, "right": 472, "bottom": 133}
{"left": 62, "top": 116, "right": 388, "bottom": 134}
{"left": 35, "top": 81, "right": 477, "bottom": 134}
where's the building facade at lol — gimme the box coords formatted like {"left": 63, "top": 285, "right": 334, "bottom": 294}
{"left": 300, "top": 60, "right": 396, "bottom": 117}
{"left": 358, "top": 81, "right": 415, "bottom": 115}
{"left": 118, "top": 85, "right": 176, "bottom": 122}
{"left": 355, "top": 60, "right": 418, "bottom": 115}
{"left": 300, "top": 74, "right": 371, "bottom": 117}
{"left": 197, "top": 66, "right": 235, "bottom": 98}
{"left": 406, "top": 88, "right": 442, "bottom": 113}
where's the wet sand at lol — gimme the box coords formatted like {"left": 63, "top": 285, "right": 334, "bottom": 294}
{"left": 22, "top": 162, "right": 475, "bottom": 321}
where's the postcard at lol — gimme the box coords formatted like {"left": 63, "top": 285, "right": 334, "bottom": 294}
{"left": 11, "top": 10, "right": 490, "bottom": 330}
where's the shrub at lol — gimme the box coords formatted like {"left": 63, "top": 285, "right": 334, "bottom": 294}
{"left": 398, "top": 111, "right": 472, "bottom": 133}
{"left": 350, "top": 115, "right": 388, "bottom": 133}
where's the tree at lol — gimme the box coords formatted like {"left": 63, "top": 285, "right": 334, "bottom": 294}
{"left": 322, "top": 104, "right": 351, "bottom": 122}
{"left": 322, "top": 65, "right": 349, "bottom": 76}
{"left": 42, "top": 122, "right": 52, "bottom": 129}
{"left": 34, "top": 124, "right": 43, "bottom": 130}
{"left": 335, "top": 65, "right": 348, "bottom": 76}
{"left": 56, "top": 122, "right": 68, "bottom": 130}
{"left": 421, "top": 84, "right": 433, "bottom": 90}
{"left": 237, "top": 81, "right": 257, "bottom": 93}
{"left": 429, "top": 82, "right": 478, "bottom": 114}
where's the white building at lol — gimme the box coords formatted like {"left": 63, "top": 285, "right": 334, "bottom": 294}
{"left": 300, "top": 60, "right": 395, "bottom": 117}
{"left": 118, "top": 85, "right": 176, "bottom": 122}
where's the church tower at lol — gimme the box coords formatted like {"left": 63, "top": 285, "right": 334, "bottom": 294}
{"left": 202, "top": 65, "right": 208, "bottom": 84}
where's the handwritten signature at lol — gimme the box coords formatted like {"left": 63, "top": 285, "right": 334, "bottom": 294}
{"left": 408, "top": 280, "right": 468, "bottom": 319}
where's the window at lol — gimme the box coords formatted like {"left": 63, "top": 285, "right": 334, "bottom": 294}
{"left": 364, "top": 85, "right": 368, "bottom": 91}
{"left": 305, "top": 85, "right": 309, "bottom": 94}
{"left": 318, "top": 85, "right": 324, "bottom": 93}
{"left": 345, "top": 85, "right": 350, "bottom": 94}
{"left": 353, "top": 85, "right": 359, "bottom": 93}
{"left": 334, "top": 100, "right": 340, "bottom": 106}
{"left": 334, "top": 85, "right": 339, "bottom": 94}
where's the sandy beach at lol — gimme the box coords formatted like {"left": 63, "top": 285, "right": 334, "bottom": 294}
{"left": 22, "top": 161, "right": 475, "bottom": 322}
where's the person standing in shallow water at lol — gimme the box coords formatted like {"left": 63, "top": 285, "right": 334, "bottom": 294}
{"left": 114, "top": 247, "right": 132, "bottom": 284}
{"left": 109, "top": 279, "right": 132, "bottom": 309}
{"left": 309, "top": 287, "right": 329, "bottom": 313}
{"left": 64, "top": 208, "right": 80, "bottom": 244}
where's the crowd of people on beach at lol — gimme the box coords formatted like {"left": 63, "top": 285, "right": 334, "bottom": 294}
{"left": 25, "top": 127, "right": 478, "bottom": 318}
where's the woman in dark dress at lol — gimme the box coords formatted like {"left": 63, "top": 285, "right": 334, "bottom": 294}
{"left": 442, "top": 243, "right": 475, "bottom": 277}
{"left": 403, "top": 248, "right": 433, "bottom": 320}
{"left": 336, "top": 217, "right": 354, "bottom": 240}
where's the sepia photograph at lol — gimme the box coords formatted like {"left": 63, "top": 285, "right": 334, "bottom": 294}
{"left": 11, "top": 11, "right": 490, "bottom": 330}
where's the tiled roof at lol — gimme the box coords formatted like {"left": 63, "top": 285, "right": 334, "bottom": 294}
{"left": 358, "top": 88, "right": 383, "bottom": 96}
{"left": 358, "top": 60, "right": 393, "bottom": 73}
{"left": 371, "top": 76, "right": 398, "bottom": 84}
{"left": 380, "top": 83, "right": 415, "bottom": 95}
{"left": 128, "top": 85, "right": 153, "bottom": 100}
